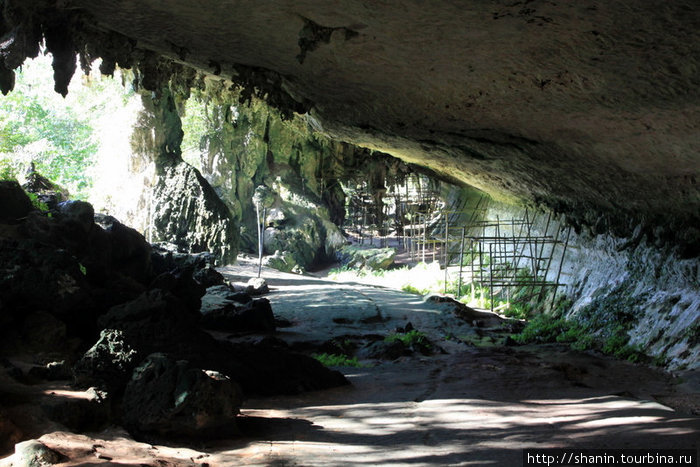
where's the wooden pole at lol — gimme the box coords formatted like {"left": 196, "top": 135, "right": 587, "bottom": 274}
{"left": 457, "top": 226, "right": 465, "bottom": 297}
{"left": 256, "top": 203, "right": 263, "bottom": 278}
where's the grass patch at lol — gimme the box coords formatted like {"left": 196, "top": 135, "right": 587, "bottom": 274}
{"left": 512, "top": 311, "right": 646, "bottom": 363}
{"left": 312, "top": 353, "right": 365, "bottom": 368}
{"left": 385, "top": 330, "right": 432, "bottom": 354}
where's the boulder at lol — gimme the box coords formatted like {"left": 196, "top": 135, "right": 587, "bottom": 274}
{"left": 245, "top": 277, "right": 269, "bottom": 295}
{"left": 200, "top": 298, "right": 276, "bottom": 333}
{"left": 97, "top": 289, "right": 199, "bottom": 355}
{"left": 150, "top": 243, "right": 216, "bottom": 275}
{"left": 208, "top": 342, "right": 350, "bottom": 396}
{"left": 27, "top": 360, "right": 71, "bottom": 381}
{"left": 57, "top": 200, "right": 94, "bottom": 234}
{"left": 99, "top": 217, "right": 153, "bottom": 285}
{"left": 40, "top": 387, "right": 110, "bottom": 432}
{"left": 21, "top": 311, "right": 68, "bottom": 352}
{"left": 193, "top": 264, "right": 225, "bottom": 287}
{"left": 0, "top": 408, "right": 23, "bottom": 456}
{"left": 357, "top": 340, "right": 409, "bottom": 361}
{"left": 426, "top": 295, "right": 506, "bottom": 328}
{"left": 73, "top": 329, "right": 139, "bottom": 392}
{"left": 13, "top": 440, "right": 62, "bottom": 466}
{"left": 150, "top": 269, "right": 206, "bottom": 313}
{"left": 122, "top": 353, "right": 242, "bottom": 437}
{"left": 263, "top": 249, "right": 298, "bottom": 273}
{"left": 0, "top": 180, "right": 33, "bottom": 224}
{"left": 22, "top": 166, "right": 69, "bottom": 203}
{"left": 337, "top": 245, "right": 396, "bottom": 270}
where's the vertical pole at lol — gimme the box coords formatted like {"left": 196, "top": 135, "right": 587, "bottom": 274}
{"left": 551, "top": 226, "right": 572, "bottom": 310}
{"left": 489, "top": 242, "right": 494, "bottom": 312}
{"left": 443, "top": 211, "right": 449, "bottom": 293}
{"left": 457, "top": 226, "right": 465, "bottom": 297}
{"left": 256, "top": 203, "right": 263, "bottom": 278}
{"left": 444, "top": 211, "right": 449, "bottom": 267}
{"left": 422, "top": 213, "right": 427, "bottom": 263}
{"left": 361, "top": 204, "right": 366, "bottom": 245}
{"left": 469, "top": 238, "right": 475, "bottom": 298}
{"left": 538, "top": 222, "right": 561, "bottom": 304}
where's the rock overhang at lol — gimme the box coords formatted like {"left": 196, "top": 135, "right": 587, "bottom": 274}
{"left": 1, "top": 0, "right": 698, "bottom": 253}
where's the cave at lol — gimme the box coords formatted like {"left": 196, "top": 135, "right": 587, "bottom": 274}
{"left": 0, "top": 1, "right": 698, "bottom": 465}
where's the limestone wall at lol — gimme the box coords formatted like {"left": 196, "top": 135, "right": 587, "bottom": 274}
{"left": 474, "top": 197, "right": 699, "bottom": 370}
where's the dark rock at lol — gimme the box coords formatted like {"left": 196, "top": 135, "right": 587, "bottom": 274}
{"left": 203, "top": 285, "right": 251, "bottom": 303}
{"left": 122, "top": 353, "right": 242, "bottom": 437}
{"left": 151, "top": 243, "right": 216, "bottom": 275}
{"left": 427, "top": 295, "right": 505, "bottom": 328}
{"left": 200, "top": 298, "right": 275, "bottom": 333}
{"left": 0, "top": 359, "right": 23, "bottom": 381}
{"left": 57, "top": 200, "right": 94, "bottom": 234}
{"left": 150, "top": 269, "right": 205, "bottom": 313}
{"left": 193, "top": 265, "right": 225, "bottom": 287}
{"left": 0, "top": 238, "right": 96, "bottom": 343}
{"left": 41, "top": 387, "right": 110, "bottom": 431}
{"left": 245, "top": 277, "right": 269, "bottom": 295}
{"left": 13, "top": 439, "right": 62, "bottom": 466}
{"left": 0, "top": 408, "right": 22, "bottom": 456}
{"left": 208, "top": 341, "right": 349, "bottom": 396}
{"left": 275, "top": 317, "right": 294, "bottom": 328}
{"left": 0, "top": 180, "right": 33, "bottom": 224}
{"left": 73, "top": 329, "right": 139, "bottom": 393}
{"left": 22, "top": 167, "right": 69, "bottom": 205}
{"left": 27, "top": 361, "right": 71, "bottom": 381}
{"left": 230, "top": 292, "right": 253, "bottom": 304}
{"left": 357, "top": 340, "right": 409, "bottom": 360}
{"left": 97, "top": 289, "right": 199, "bottom": 356}
{"left": 99, "top": 218, "right": 153, "bottom": 285}
{"left": 21, "top": 311, "right": 68, "bottom": 352}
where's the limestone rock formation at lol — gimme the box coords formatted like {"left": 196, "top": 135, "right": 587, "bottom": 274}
{"left": 0, "top": 0, "right": 693, "bottom": 250}
{"left": 12, "top": 439, "right": 62, "bottom": 467}
{"left": 0, "top": 0, "right": 697, "bottom": 370}
{"left": 151, "top": 160, "right": 238, "bottom": 265}
{"left": 122, "top": 353, "right": 243, "bottom": 437}
{"left": 73, "top": 329, "right": 139, "bottom": 393}
{"left": 337, "top": 245, "right": 396, "bottom": 270}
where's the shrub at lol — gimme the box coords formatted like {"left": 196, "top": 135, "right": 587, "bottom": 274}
{"left": 385, "top": 330, "right": 432, "bottom": 353}
{"left": 312, "top": 353, "right": 364, "bottom": 368}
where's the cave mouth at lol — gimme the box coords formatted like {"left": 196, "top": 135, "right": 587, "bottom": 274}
{"left": 0, "top": 16, "right": 698, "bottom": 465}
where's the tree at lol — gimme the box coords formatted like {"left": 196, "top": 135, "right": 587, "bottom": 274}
{"left": 0, "top": 52, "right": 134, "bottom": 199}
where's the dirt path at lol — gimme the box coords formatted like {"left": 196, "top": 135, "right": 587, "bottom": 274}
{"left": 2, "top": 262, "right": 698, "bottom": 466}
{"left": 205, "top": 262, "right": 700, "bottom": 465}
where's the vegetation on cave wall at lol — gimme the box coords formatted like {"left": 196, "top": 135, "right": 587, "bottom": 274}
{"left": 178, "top": 84, "right": 414, "bottom": 270}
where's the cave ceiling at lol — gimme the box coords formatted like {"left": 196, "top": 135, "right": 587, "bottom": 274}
{"left": 4, "top": 1, "right": 700, "bottom": 238}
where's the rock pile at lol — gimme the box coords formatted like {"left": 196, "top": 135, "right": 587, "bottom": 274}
{"left": 0, "top": 180, "right": 348, "bottom": 443}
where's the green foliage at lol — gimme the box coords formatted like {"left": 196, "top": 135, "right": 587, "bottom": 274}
{"left": 513, "top": 314, "right": 571, "bottom": 344}
{"left": 401, "top": 284, "right": 424, "bottom": 295}
{"left": 385, "top": 330, "right": 431, "bottom": 350}
{"left": 0, "top": 159, "right": 18, "bottom": 180}
{"left": 512, "top": 311, "right": 647, "bottom": 363}
{"left": 180, "top": 96, "right": 208, "bottom": 169}
{"left": 25, "top": 191, "right": 49, "bottom": 211}
{"left": 312, "top": 353, "right": 364, "bottom": 368}
{"left": 502, "top": 302, "right": 532, "bottom": 320}
{"left": 78, "top": 264, "right": 87, "bottom": 276}
{"left": 0, "top": 53, "right": 134, "bottom": 200}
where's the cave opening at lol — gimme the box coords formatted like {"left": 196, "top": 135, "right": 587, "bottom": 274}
{"left": 0, "top": 3, "right": 698, "bottom": 464}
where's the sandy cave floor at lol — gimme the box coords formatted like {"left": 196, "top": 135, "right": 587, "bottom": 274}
{"left": 1, "top": 259, "right": 698, "bottom": 466}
